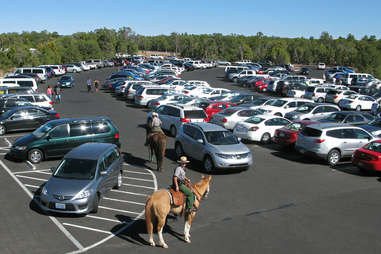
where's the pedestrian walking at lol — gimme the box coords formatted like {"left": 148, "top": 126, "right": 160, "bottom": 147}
{"left": 94, "top": 79, "right": 99, "bottom": 92}
{"left": 46, "top": 85, "right": 53, "bottom": 100}
{"left": 87, "top": 77, "right": 92, "bottom": 92}
{"left": 54, "top": 85, "right": 61, "bottom": 103}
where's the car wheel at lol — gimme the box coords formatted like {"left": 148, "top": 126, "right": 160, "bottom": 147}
{"left": 91, "top": 194, "right": 100, "bottom": 213}
{"left": 175, "top": 142, "right": 184, "bottom": 157}
{"left": 0, "top": 124, "right": 6, "bottom": 135}
{"left": 327, "top": 149, "right": 341, "bottom": 167}
{"left": 317, "top": 97, "right": 324, "bottom": 103}
{"left": 233, "top": 77, "right": 237, "bottom": 83}
{"left": 274, "top": 112, "right": 282, "bottom": 116}
{"left": 170, "top": 125, "right": 177, "bottom": 137}
{"left": 28, "top": 148, "right": 44, "bottom": 164}
{"left": 114, "top": 171, "right": 123, "bottom": 189}
{"left": 203, "top": 155, "right": 214, "bottom": 173}
{"left": 261, "top": 133, "right": 271, "bottom": 144}
{"left": 356, "top": 105, "right": 361, "bottom": 111}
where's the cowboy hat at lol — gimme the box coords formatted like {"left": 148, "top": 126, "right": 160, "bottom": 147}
{"left": 177, "top": 156, "right": 190, "bottom": 164}
{"left": 152, "top": 112, "right": 158, "bottom": 117}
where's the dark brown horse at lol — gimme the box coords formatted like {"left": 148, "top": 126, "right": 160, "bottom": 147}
{"left": 147, "top": 131, "right": 166, "bottom": 171}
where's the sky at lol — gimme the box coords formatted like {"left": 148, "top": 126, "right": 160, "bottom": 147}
{"left": 0, "top": 0, "right": 380, "bottom": 39}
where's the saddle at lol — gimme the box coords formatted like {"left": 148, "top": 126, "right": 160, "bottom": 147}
{"left": 169, "top": 188, "right": 185, "bottom": 207}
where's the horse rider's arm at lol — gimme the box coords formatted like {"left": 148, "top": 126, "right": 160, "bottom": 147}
{"left": 173, "top": 176, "right": 179, "bottom": 192}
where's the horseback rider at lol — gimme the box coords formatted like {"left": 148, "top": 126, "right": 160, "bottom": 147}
{"left": 173, "top": 156, "right": 197, "bottom": 213}
{"left": 145, "top": 112, "right": 164, "bottom": 146}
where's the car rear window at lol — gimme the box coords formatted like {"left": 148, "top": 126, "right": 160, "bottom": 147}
{"left": 300, "top": 127, "right": 322, "bottom": 137}
{"left": 184, "top": 110, "right": 207, "bottom": 119}
{"left": 327, "top": 90, "right": 338, "bottom": 95}
{"left": 306, "top": 87, "right": 315, "bottom": 92}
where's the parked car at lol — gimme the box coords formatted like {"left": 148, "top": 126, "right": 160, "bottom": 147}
{"left": 261, "top": 98, "right": 313, "bottom": 117}
{"left": 8, "top": 116, "right": 120, "bottom": 163}
{"left": 304, "top": 86, "right": 335, "bottom": 103}
{"left": 174, "top": 122, "right": 252, "bottom": 172}
{"left": 284, "top": 103, "right": 340, "bottom": 121}
{"left": 0, "top": 97, "right": 33, "bottom": 114}
{"left": 320, "top": 111, "right": 374, "bottom": 126}
{"left": 317, "top": 63, "right": 326, "bottom": 70}
{"left": 39, "top": 143, "right": 123, "bottom": 214}
{"left": 359, "top": 118, "right": 381, "bottom": 137}
{"left": 325, "top": 89, "right": 358, "bottom": 104}
{"left": 65, "top": 64, "right": 82, "bottom": 73}
{"left": 295, "top": 123, "right": 374, "bottom": 166}
{"left": 352, "top": 140, "right": 381, "bottom": 172}
{"left": 134, "top": 85, "right": 171, "bottom": 107}
{"left": 338, "top": 94, "right": 376, "bottom": 111}
{"left": 58, "top": 75, "right": 75, "bottom": 88}
{"left": 274, "top": 120, "right": 319, "bottom": 147}
{"left": 0, "top": 106, "right": 59, "bottom": 136}
{"left": 233, "top": 115, "right": 291, "bottom": 143}
{"left": 1, "top": 93, "right": 53, "bottom": 110}
{"left": 300, "top": 67, "right": 310, "bottom": 75}
{"left": 147, "top": 94, "right": 189, "bottom": 110}
{"left": 196, "top": 101, "right": 236, "bottom": 121}
{"left": 209, "top": 107, "right": 264, "bottom": 130}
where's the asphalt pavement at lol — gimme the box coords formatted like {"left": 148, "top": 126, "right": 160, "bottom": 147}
{"left": 1, "top": 67, "right": 381, "bottom": 254}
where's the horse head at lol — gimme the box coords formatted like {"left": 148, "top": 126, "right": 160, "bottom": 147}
{"left": 196, "top": 175, "right": 212, "bottom": 200}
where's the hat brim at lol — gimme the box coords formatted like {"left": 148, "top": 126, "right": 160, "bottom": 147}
{"left": 177, "top": 160, "right": 190, "bottom": 163}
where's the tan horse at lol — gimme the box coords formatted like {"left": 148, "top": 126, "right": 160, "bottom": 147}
{"left": 145, "top": 175, "right": 212, "bottom": 248}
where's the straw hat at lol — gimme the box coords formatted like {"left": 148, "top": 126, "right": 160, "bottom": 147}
{"left": 152, "top": 112, "right": 158, "bottom": 117}
{"left": 177, "top": 156, "right": 190, "bottom": 164}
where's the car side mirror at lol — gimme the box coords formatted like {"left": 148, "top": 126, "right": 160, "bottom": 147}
{"left": 237, "top": 137, "right": 242, "bottom": 142}
{"left": 197, "top": 139, "right": 204, "bottom": 144}
{"left": 100, "top": 171, "right": 108, "bottom": 176}
{"left": 50, "top": 167, "right": 56, "bottom": 173}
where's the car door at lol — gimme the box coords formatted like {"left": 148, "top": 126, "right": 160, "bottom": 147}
{"left": 155, "top": 106, "right": 170, "bottom": 130}
{"left": 5, "top": 109, "right": 30, "bottom": 131}
{"left": 43, "top": 123, "right": 70, "bottom": 158}
{"left": 67, "top": 121, "right": 93, "bottom": 151}
{"left": 181, "top": 125, "right": 195, "bottom": 156}
{"left": 360, "top": 96, "right": 375, "bottom": 110}
{"left": 102, "top": 149, "right": 118, "bottom": 191}
{"left": 187, "top": 127, "right": 205, "bottom": 160}
{"left": 341, "top": 129, "right": 370, "bottom": 156}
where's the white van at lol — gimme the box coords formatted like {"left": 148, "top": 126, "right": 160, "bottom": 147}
{"left": 134, "top": 85, "right": 172, "bottom": 106}
{"left": 0, "top": 78, "right": 37, "bottom": 91}
{"left": 39, "top": 65, "right": 66, "bottom": 76}
{"left": 342, "top": 73, "right": 374, "bottom": 85}
{"left": 14, "top": 67, "right": 47, "bottom": 82}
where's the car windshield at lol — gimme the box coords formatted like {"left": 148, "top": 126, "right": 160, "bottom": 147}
{"left": 245, "top": 116, "right": 265, "bottom": 124}
{"left": 296, "top": 104, "right": 315, "bottom": 113}
{"left": 32, "top": 123, "right": 54, "bottom": 138}
{"left": 348, "top": 94, "right": 359, "bottom": 99}
{"left": 205, "top": 131, "right": 239, "bottom": 145}
{"left": 219, "top": 108, "right": 238, "bottom": 116}
{"left": 250, "top": 98, "right": 269, "bottom": 106}
{"left": 285, "top": 122, "right": 303, "bottom": 131}
{"left": 53, "top": 158, "right": 97, "bottom": 180}
{"left": 364, "top": 142, "right": 381, "bottom": 153}
{"left": 325, "top": 113, "right": 346, "bottom": 122}
{"left": 178, "top": 97, "right": 193, "bottom": 104}
{"left": 267, "top": 99, "right": 287, "bottom": 107}
{"left": 60, "top": 76, "right": 71, "bottom": 81}
{"left": 369, "top": 118, "right": 381, "bottom": 127}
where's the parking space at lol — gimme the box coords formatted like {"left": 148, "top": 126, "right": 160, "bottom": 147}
{"left": 0, "top": 148, "right": 157, "bottom": 252}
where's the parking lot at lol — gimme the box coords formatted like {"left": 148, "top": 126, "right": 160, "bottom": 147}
{"left": 2, "top": 67, "right": 381, "bottom": 254}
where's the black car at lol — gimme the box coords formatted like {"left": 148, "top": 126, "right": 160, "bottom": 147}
{"left": 184, "top": 62, "right": 195, "bottom": 71}
{"left": 0, "top": 98, "right": 33, "bottom": 114}
{"left": 0, "top": 106, "right": 59, "bottom": 135}
{"left": 300, "top": 67, "right": 310, "bottom": 76}
{"left": 229, "top": 93, "right": 257, "bottom": 105}
{"left": 320, "top": 111, "right": 374, "bottom": 126}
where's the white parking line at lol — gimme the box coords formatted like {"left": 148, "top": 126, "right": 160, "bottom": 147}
{"left": 13, "top": 169, "right": 51, "bottom": 174}
{"left": 26, "top": 161, "right": 36, "bottom": 170}
{"left": 122, "top": 183, "right": 155, "bottom": 190}
{"left": 24, "top": 184, "right": 40, "bottom": 188}
{"left": 102, "top": 197, "right": 145, "bottom": 206}
{"left": 16, "top": 175, "right": 47, "bottom": 182}
{"left": 63, "top": 223, "right": 112, "bottom": 235}
{"left": 0, "top": 147, "right": 10, "bottom": 150}
{"left": 123, "top": 176, "right": 154, "bottom": 182}
{"left": 86, "top": 215, "right": 121, "bottom": 224}
{"left": 124, "top": 170, "right": 151, "bottom": 175}
{"left": 4, "top": 138, "right": 11, "bottom": 147}
{"left": 99, "top": 206, "right": 141, "bottom": 215}
{"left": 110, "top": 189, "right": 149, "bottom": 197}
{"left": 0, "top": 160, "right": 84, "bottom": 250}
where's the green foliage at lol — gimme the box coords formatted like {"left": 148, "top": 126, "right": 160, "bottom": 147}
{"left": 1, "top": 28, "right": 381, "bottom": 78}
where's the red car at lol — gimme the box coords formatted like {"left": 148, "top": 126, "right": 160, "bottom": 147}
{"left": 197, "top": 101, "right": 236, "bottom": 122}
{"left": 274, "top": 120, "right": 318, "bottom": 147}
{"left": 352, "top": 140, "right": 381, "bottom": 172}
{"left": 253, "top": 79, "right": 271, "bottom": 92}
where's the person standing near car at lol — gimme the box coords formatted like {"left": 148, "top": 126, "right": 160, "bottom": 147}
{"left": 54, "top": 85, "right": 61, "bottom": 103}
{"left": 46, "top": 85, "right": 53, "bottom": 100}
{"left": 87, "top": 77, "right": 92, "bottom": 92}
{"left": 94, "top": 79, "right": 99, "bottom": 93}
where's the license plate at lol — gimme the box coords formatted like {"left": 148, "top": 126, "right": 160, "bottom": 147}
{"left": 55, "top": 203, "right": 66, "bottom": 209}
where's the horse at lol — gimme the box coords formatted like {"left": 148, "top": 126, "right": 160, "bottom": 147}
{"left": 145, "top": 175, "right": 212, "bottom": 248}
{"left": 147, "top": 131, "right": 166, "bottom": 171}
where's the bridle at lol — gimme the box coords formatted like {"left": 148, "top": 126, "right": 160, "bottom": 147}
{"left": 192, "top": 183, "right": 210, "bottom": 202}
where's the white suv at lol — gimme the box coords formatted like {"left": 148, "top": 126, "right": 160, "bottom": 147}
{"left": 261, "top": 98, "right": 313, "bottom": 117}
{"left": 147, "top": 104, "right": 207, "bottom": 137}
{"left": 134, "top": 85, "right": 172, "bottom": 106}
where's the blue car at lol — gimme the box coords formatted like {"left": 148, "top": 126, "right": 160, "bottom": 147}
{"left": 58, "top": 75, "right": 75, "bottom": 88}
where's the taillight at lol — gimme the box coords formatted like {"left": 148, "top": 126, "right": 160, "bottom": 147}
{"left": 250, "top": 126, "right": 259, "bottom": 131}
{"left": 333, "top": 95, "right": 338, "bottom": 99}
{"left": 312, "top": 93, "right": 316, "bottom": 97}
{"left": 109, "top": 84, "right": 112, "bottom": 87}
{"left": 155, "top": 102, "right": 160, "bottom": 106}
{"left": 180, "top": 118, "right": 191, "bottom": 123}
{"left": 49, "top": 101, "right": 53, "bottom": 105}
{"left": 221, "top": 118, "right": 227, "bottom": 123}
{"left": 314, "top": 139, "right": 325, "bottom": 143}
{"left": 184, "top": 91, "right": 189, "bottom": 94}
{"left": 138, "top": 96, "right": 143, "bottom": 99}
{"left": 115, "top": 133, "right": 120, "bottom": 139}
{"left": 203, "top": 118, "right": 209, "bottom": 122}
{"left": 55, "top": 113, "right": 60, "bottom": 118}
{"left": 127, "top": 90, "right": 130, "bottom": 94}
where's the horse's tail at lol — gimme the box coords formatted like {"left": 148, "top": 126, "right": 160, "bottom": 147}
{"left": 145, "top": 196, "right": 154, "bottom": 236}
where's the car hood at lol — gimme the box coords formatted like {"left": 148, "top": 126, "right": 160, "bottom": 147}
{"left": 13, "top": 133, "right": 38, "bottom": 146}
{"left": 212, "top": 143, "right": 250, "bottom": 154}
{"left": 45, "top": 177, "right": 93, "bottom": 197}
{"left": 360, "top": 125, "right": 381, "bottom": 136}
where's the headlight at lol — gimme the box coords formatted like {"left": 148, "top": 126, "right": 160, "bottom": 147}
{"left": 41, "top": 186, "right": 47, "bottom": 196}
{"left": 215, "top": 153, "right": 234, "bottom": 159}
{"left": 15, "top": 146, "right": 27, "bottom": 150}
{"left": 74, "top": 190, "right": 91, "bottom": 200}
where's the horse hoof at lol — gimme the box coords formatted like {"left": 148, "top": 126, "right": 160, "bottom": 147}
{"left": 185, "top": 239, "right": 191, "bottom": 243}
{"left": 163, "top": 244, "right": 168, "bottom": 248}
{"left": 150, "top": 242, "right": 155, "bottom": 247}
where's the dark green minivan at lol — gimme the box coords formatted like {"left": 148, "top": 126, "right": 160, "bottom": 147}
{"left": 8, "top": 116, "right": 120, "bottom": 163}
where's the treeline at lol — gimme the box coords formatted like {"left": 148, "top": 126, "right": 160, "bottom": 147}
{"left": 0, "top": 27, "right": 381, "bottom": 77}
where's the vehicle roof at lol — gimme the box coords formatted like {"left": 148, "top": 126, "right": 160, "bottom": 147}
{"left": 45, "top": 116, "right": 111, "bottom": 127}
{"left": 189, "top": 122, "right": 226, "bottom": 132}
{"left": 65, "top": 142, "right": 115, "bottom": 160}
{"left": 306, "top": 122, "right": 360, "bottom": 130}
{"left": 333, "top": 111, "right": 369, "bottom": 115}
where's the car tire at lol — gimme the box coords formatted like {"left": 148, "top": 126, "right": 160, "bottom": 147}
{"left": 356, "top": 105, "right": 361, "bottom": 111}
{"left": 233, "top": 77, "right": 237, "bottom": 83}
{"left": 274, "top": 112, "right": 282, "bottom": 117}
{"left": 0, "top": 124, "right": 6, "bottom": 135}
{"left": 317, "top": 97, "right": 324, "bottom": 103}
{"left": 203, "top": 155, "right": 214, "bottom": 173}
{"left": 261, "top": 133, "right": 271, "bottom": 144}
{"left": 91, "top": 194, "right": 100, "bottom": 213}
{"left": 170, "top": 125, "right": 177, "bottom": 137}
{"left": 28, "top": 148, "right": 44, "bottom": 164}
{"left": 114, "top": 171, "right": 123, "bottom": 189}
{"left": 327, "top": 149, "right": 341, "bottom": 167}
{"left": 175, "top": 142, "right": 184, "bottom": 157}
